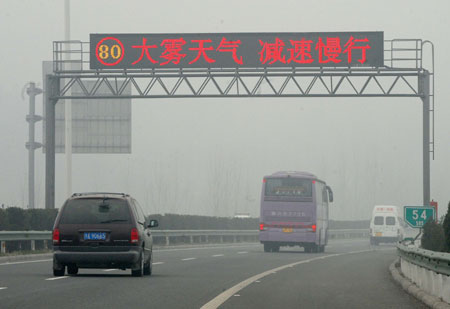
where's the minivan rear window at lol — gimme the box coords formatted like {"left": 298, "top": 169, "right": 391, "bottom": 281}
{"left": 59, "top": 198, "right": 131, "bottom": 224}
{"left": 386, "top": 216, "right": 396, "bottom": 226}
{"left": 374, "top": 216, "right": 384, "bottom": 225}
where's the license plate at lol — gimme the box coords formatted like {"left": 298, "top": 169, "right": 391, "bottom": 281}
{"left": 282, "top": 228, "right": 293, "bottom": 233}
{"left": 84, "top": 232, "right": 106, "bottom": 241}
{"left": 375, "top": 232, "right": 382, "bottom": 237}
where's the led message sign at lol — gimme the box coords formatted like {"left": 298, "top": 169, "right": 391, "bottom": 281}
{"left": 90, "top": 32, "right": 383, "bottom": 69}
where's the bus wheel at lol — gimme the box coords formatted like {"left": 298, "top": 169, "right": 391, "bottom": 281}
{"left": 263, "top": 243, "right": 271, "bottom": 252}
{"left": 272, "top": 245, "right": 280, "bottom": 252}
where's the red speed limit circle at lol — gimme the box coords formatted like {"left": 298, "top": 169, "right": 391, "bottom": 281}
{"left": 95, "top": 37, "right": 125, "bottom": 66}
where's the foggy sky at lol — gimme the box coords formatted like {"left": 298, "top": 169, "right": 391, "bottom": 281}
{"left": 0, "top": 0, "right": 449, "bottom": 220}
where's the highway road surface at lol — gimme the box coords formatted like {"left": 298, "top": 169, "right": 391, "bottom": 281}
{"left": 0, "top": 239, "right": 426, "bottom": 308}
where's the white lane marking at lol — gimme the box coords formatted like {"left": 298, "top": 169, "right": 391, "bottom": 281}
{"left": 237, "top": 251, "right": 248, "bottom": 254}
{"left": 255, "top": 280, "right": 261, "bottom": 283}
{"left": 233, "top": 294, "right": 240, "bottom": 297}
{"left": 0, "top": 259, "right": 52, "bottom": 266}
{"left": 153, "top": 262, "right": 165, "bottom": 265}
{"left": 0, "top": 244, "right": 258, "bottom": 267}
{"left": 103, "top": 269, "right": 117, "bottom": 272}
{"left": 200, "top": 249, "right": 373, "bottom": 309}
{"left": 0, "top": 287, "right": 8, "bottom": 290}
{"left": 181, "top": 258, "right": 196, "bottom": 261}
{"left": 45, "top": 276, "right": 69, "bottom": 281}
{"left": 212, "top": 254, "right": 224, "bottom": 257}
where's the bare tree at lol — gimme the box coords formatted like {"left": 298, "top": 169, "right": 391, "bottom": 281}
{"left": 208, "top": 154, "right": 246, "bottom": 217}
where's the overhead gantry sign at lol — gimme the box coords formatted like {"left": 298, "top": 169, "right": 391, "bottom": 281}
{"left": 44, "top": 32, "right": 434, "bottom": 209}
{"left": 90, "top": 32, "right": 384, "bottom": 69}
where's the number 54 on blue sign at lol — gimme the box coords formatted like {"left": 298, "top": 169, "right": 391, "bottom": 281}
{"left": 403, "top": 206, "right": 436, "bottom": 228}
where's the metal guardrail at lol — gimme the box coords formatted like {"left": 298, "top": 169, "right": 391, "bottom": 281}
{"left": 328, "top": 229, "right": 369, "bottom": 239}
{"left": 0, "top": 231, "right": 52, "bottom": 241}
{"left": 0, "top": 229, "right": 369, "bottom": 254}
{"left": 397, "top": 243, "right": 450, "bottom": 276}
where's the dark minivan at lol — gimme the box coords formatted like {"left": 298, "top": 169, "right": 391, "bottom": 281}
{"left": 52, "top": 192, "right": 158, "bottom": 277}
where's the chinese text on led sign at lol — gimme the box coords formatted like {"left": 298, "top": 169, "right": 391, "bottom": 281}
{"left": 90, "top": 32, "right": 383, "bottom": 69}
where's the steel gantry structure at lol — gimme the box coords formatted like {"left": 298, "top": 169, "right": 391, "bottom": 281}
{"left": 44, "top": 39, "right": 434, "bottom": 209}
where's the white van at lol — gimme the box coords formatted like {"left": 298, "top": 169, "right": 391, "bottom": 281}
{"left": 369, "top": 205, "right": 404, "bottom": 245}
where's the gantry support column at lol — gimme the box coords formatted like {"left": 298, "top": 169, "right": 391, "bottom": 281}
{"left": 419, "top": 71, "right": 431, "bottom": 206}
{"left": 45, "top": 75, "right": 58, "bottom": 209}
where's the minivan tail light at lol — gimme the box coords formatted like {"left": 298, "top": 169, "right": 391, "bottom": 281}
{"left": 130, "top": 228, "right": 139, "bottom": 243}
{"left": 53, "top": 229, "right": 60, "bottom": 244}
{"left": 311, "top": 224, "right": 316, "bottom": 232}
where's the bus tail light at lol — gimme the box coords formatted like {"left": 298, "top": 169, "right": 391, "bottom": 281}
{"left": 53, "top": 228, "right": 60, "bottom": 245}
{"left": 260, "top": 223, "right": 266, "bottom": 231}
{"left": 130, "top": 228, "right": 139, "bottom": 243}
{"left": 311, "top": 224, "right": 316, "bottom": 232}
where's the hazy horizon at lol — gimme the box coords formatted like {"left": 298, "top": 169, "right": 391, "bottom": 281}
{"left": 1, "top": 0, "right": 449, "bottom": 221}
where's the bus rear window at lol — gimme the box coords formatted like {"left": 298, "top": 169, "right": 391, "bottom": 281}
{"left": 386, "top": 217, "right": 396, "bottom": 226}
{"left": 265, "top": 178, "right": 312, "bottom": 197}
{"left": 59, "top": 198, "right": 131, "bottom": 224}
{"left": 374, "top": 216, "right": 384, "bottom": 225}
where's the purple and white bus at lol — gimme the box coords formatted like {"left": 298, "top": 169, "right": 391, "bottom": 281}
{"left": 259, "top": 171, "right": 333, "bottom": 253}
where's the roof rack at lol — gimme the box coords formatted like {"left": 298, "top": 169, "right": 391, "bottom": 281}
{"left": 71, "top": 192, "right": 129, "bottom": 197}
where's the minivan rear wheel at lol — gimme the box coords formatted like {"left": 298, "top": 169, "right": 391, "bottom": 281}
{"left": 131, "top": 251, "right": 144, "bottom": 277}
{"left": 144, "top": 251, "right": 152, "bottom": 276}
{"left": 53, "top": 266, "right": 65, "bottom": 276}
{"left": 67, "top": 264, "right": 78, "bottom": 275}
{"left": 53, "top": 257, "right": 65, "bottom": 276}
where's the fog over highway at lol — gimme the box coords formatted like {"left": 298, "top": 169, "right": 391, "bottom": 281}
{"left": 1, "top": 0, "right": 450, "bottom": 220}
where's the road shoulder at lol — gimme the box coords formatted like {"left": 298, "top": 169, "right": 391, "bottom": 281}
{"left": 390, "top": 258, "right": 450, "bottom": 309}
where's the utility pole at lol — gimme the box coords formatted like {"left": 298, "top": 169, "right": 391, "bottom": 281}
{"left": 26, "top": 82, "right": 43, "bottom": 209}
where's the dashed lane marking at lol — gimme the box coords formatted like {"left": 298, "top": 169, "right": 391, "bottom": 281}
{"left": 153, "top": 262, "right": 165, "bottom": 265}
{"left": 45, "top": 276, "right": 69, "bottom": 281}
{"left": 212, "top": 254, "right": 224, "bottom": 257}
{"left": 0, "top": 287, "right": 7, "bottom": 290}
{"left": 103, "top": 269, "right": 117, "bottom": 272}
{"left": 181, "top": 258, "right": 196, "bottom": 261}
{"left": 237, "top": 251, "right": 248, "bottom": 254}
